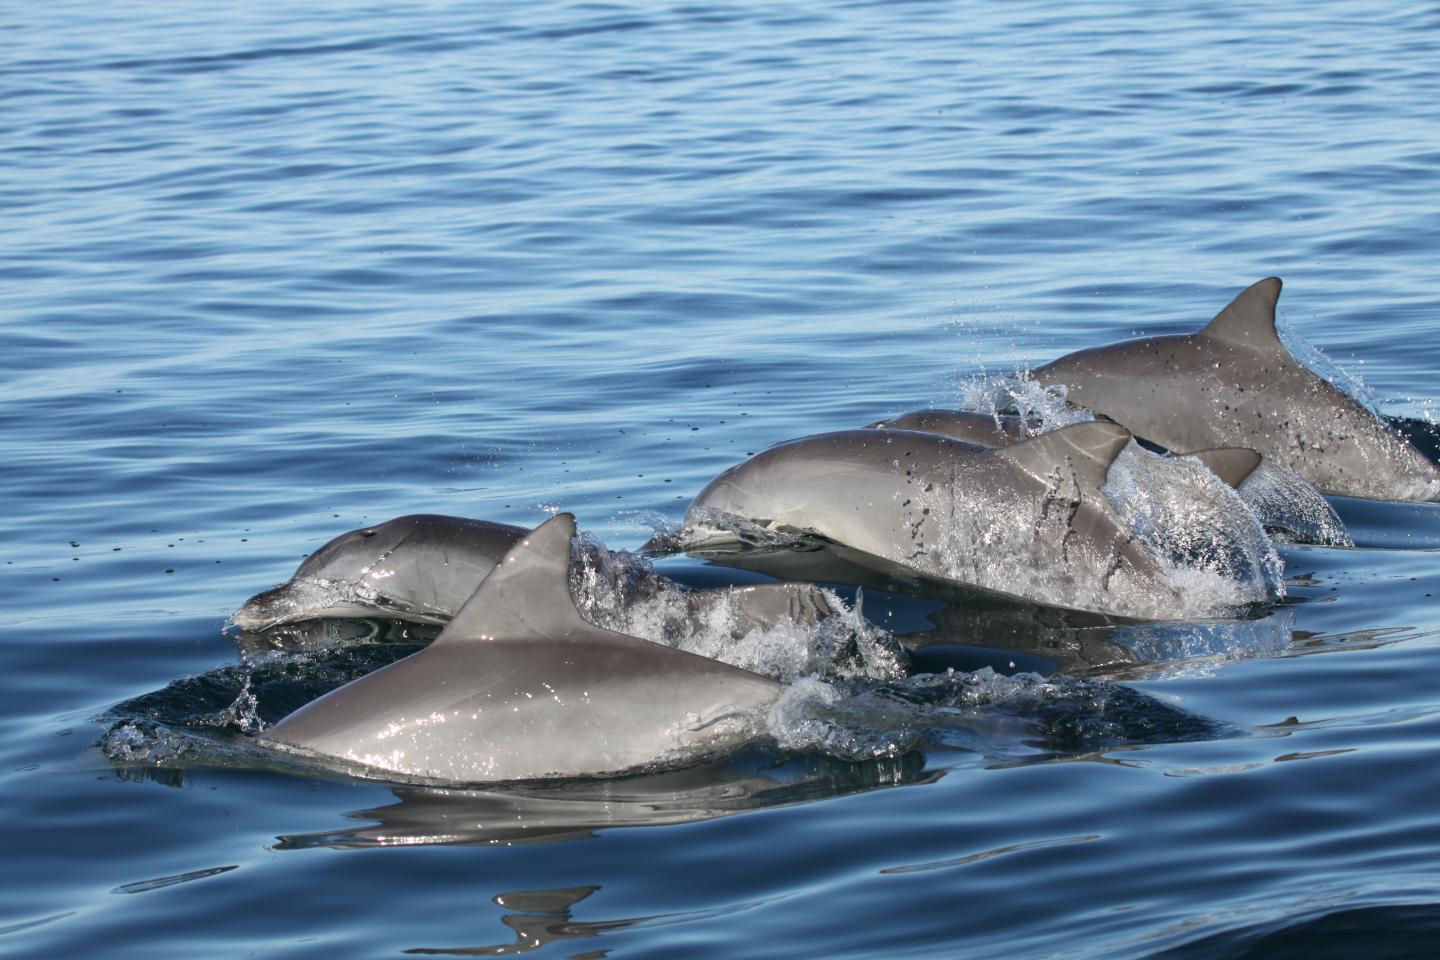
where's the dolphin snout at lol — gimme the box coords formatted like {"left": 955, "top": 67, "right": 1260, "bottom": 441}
{"left": 228, "top": 584, "right": 290, "bottom": 632}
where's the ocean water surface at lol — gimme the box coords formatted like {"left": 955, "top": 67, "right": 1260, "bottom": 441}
{"left": 6, "top": 1, "right": 1440, "bottom": 956}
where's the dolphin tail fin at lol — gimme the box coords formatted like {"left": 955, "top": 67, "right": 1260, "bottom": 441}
{"left": 434, "top": 513, "right": 591, "bottom": 645}
{"left": 1180, "top": 447, "right": 1264, "bottom": 489}
{"left": 997, "top": 420, "right": 1131, "bottom": 490}
{"left": 1197, "top": 277, "right": 1286, "bottom": 354}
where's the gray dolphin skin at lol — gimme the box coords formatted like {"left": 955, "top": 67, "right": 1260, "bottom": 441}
{"left": 260, "top": 514, "right": 783, "bottom": 783}
{"left": 232, "top": 514, "right": 526, "bottom": 631}
{"left": 863, "top": 409, "right": 1350, "bottom": 545}
{"left": 867, "top": 412, "right": 1261, "bottom": 488}
{"left": 683, "top": 421, "right": 1191, "bottom": 618}
{"left": 1032, "top": 278, "right": 1440, "bottom": 502}
{"left": 232, "top": 513, "right": 832, "bottom": 641}
{"left": 866, "top": 410, "right": 1030, "bottom": 447}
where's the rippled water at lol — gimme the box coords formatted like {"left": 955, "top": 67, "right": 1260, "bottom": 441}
{"left": 6, "top": 1, "right": 1440, "bottom": 957}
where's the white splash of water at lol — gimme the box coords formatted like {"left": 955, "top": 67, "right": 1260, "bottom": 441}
{"left": 1235, "top": 459, "right": 1352, "bottom": 546}
{"left": 763, "top": 666, "right": 1220, "bottom": 762}
{"left": 569, "top": 538, "right": 906, "bottom": 683}
{"left": 906, "top": 474, "right": 1193, "bottom": 619}
{"left": 956, "top": 367, "right": 1091, "bottom": 436}
{"left": 765, "top": 676, "right": 917, "bottom": 761}
{"left": 945, "top": 371, "right": 1287, "bottom": 617}
{"left": 1110, "top": 608, "right": 1296, "bottom": 678}
{"left": 1277, "top": 315, "right": 1382, "bottom": 415}
{"left": 1104, "top": 442, "right": 1285, "bottom": 609}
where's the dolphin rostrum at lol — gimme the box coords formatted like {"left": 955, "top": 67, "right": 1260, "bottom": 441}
{"left": 1032, "top": 278, "right": 1440, "bottom": 502}
{"left": 259, "top": 514, "right": 783, "bottom": 783}
{"left": 865, "top": 410, "right": 1350, "bottom": 545}
{"left": 678, "top": 421, "right": 1245, "bottom": 619}
{"left": 232, "top": 513, "right": 834, "bottom": 645}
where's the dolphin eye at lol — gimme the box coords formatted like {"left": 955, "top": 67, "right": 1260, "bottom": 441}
{"left": 360, "top": 530, "right": 377, "bottom": 538}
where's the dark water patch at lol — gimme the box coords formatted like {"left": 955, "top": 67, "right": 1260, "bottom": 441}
{"left": 104, "top": 644, "right": 421, "bottom": 736}
{"left": 1153, "top": 902, "right": 1440, "bottom": 960}
{"left": 1328, "top": 496, "right": 1440, "bottom": 550}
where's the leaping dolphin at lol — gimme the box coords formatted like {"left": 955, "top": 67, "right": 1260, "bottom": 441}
{"left": 259, "top": 514, "right": 783, "bottom": 783}
{"left": 677, "top": 421, "right": 1243, "bottom": 619}
{"left": 232, "top": 513, "right": 834, "bottom": 645}
{"left": 865, "top": 410, "right": 1350, "bottom": 546}
{"left": 1032, "top": 278, "right": 1440, "bottom": 502}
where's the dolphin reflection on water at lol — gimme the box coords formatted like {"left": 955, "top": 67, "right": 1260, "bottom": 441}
{"left": 272, "top": 752, "right": 935, "bottom": 849}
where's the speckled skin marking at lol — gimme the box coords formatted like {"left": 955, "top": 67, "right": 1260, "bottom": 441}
{"left": 866, "top": 410, "right": 1029, "bottom": 447}
{"left": 862, "top": 411, "right": 1348, "bottom": 545}
{"left": 1034, "top": 278, "right": 1440, "bottom": 503}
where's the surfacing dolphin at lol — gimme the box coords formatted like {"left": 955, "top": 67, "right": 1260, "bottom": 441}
{"left": 259, "top": 513, "right": 783, "bottom": 783}
{"left": 678, "top": 421, "right": 1238, "bottom": 620}
{"left": 232, "top": 515, "right": 525, "bottom": 631}
{"left": 865, "top": 410, "right": 1350, "bottom": 546}
{"left": 232, "top": 513, "right": 833, "bottom": 644}
{"left": 1031, "top": 278, "right": 1440, "bottom": 502}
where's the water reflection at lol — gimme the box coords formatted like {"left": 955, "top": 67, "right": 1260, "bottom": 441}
{"left": 399, "top": 883, "right": 783, "bottom": 957}
{"left": 229, "top": 617, "right": 441, "bottom": 658}
{"left": 1328, "top": 494, "right": 1440, "bottom": 549}
{"left": 275, "top": 752, "right": 937, "bottom": 850}
{"left": 904, "top": 606, "right": 1296, "bottom": 680}
{"left": 403, "top": 885, "right": 614, "bottom": 956}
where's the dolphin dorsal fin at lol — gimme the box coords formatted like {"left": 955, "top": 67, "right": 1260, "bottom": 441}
{"left": 434, "top": 513, "right": 592, "bottom": 645}
{"left": 1197, "top": 277, "right": 1285, "bottom": 354}
{"left": 1181, "top": 447, "right": 1263, "bottom": 489}
{"left": 997, "top": 420, "right": 1131, "bottom": 490}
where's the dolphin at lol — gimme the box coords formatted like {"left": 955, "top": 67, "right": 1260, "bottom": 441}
{"left": 232, "top": 513, "right": 833, "bottom": 644}
{"left": 232, "top": 515, "right": 525, "bottom": 631}
{"left": 258, "top": 514, "right": 783, "bottom": 783}
{"left": 1031, "top": 278, "right": 1440, "bottom": 502}
{"left": 678, "top": 421, "right": 1226, "bottom": 619}
{"left": 865, "top": 410, "right": 1350, "bottom": 545}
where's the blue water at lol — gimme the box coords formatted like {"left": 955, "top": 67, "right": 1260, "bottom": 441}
{"left": 6, "top": 1, "right": 1440, "bottom": 956}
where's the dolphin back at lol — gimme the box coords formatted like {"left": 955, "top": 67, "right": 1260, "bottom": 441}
{"left": 865, "top": 410, "right": 1027, "bottom": 447}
